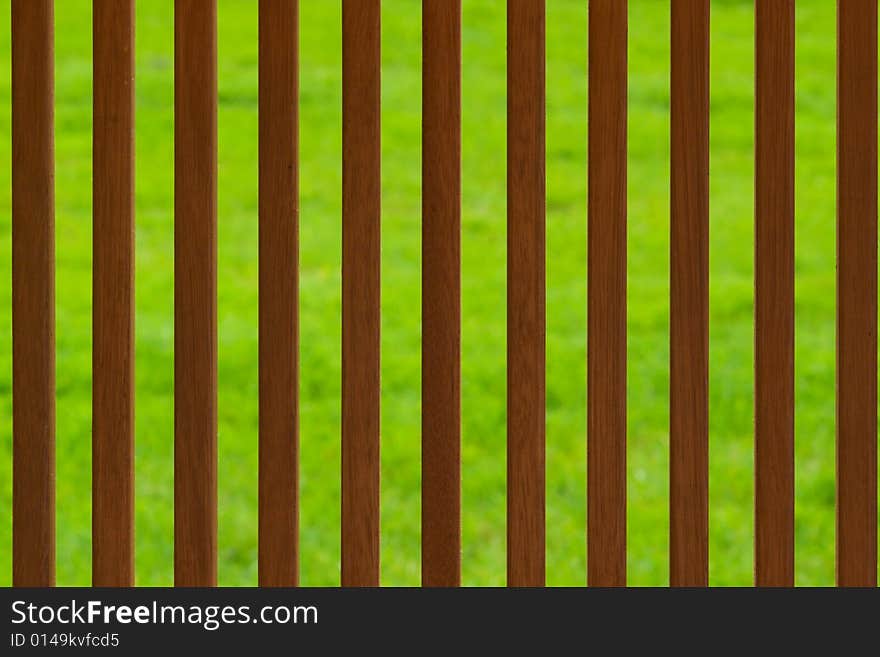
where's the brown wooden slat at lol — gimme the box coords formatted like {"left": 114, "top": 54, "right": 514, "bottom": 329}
{"left": 174, "top": 0, "right": 218, "bottom": 587}
{"left": 507, "top": 0, "right": 545, "bottom": 587}
{"left": 670, "top": 0, "right": 709, "bottom": 587}
{"left": 258, "top": 0, "right": 300, "bottom": 588}
{"left": 341, "top": 0, "right": 381, "bottom": 587}
{"left": 754, "top": 0, "right": 794, "bottom": 588}
{"left": 421, "top": 0, "right": 461, "bottom": 587}
{"left": 92, "top": 0, "right": 135, "bottom": 587}
{"left": 836, "top": 0, "right": 878, "bottom": 588}
{"left": 587, "top": 0, "right": 627, "bottom": 588}
{"left": 11, "top": 0, "right": 55, "bottom": 588}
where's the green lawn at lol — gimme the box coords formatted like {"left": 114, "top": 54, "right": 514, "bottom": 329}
{"left": 0, "top": 0, "right": 871, "bottom": 586}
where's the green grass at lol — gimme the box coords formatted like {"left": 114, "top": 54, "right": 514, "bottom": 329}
{"left": 0, "top": 0, "right": 872, "bottom": 586}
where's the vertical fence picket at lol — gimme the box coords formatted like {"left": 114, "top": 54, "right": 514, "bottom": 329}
{"left": 174, "top": 0, "right": 218, "bottom": 587}
{"left": 341, "top": 0, "right": 381, "bottom": 587}
{"left": 11, "top": 0, "right": 55, "bottom": 588}
{"left": 754, "top": 0, "right": 794, "bottom": 587}
{"left": 258, "top": 0, "right": 300, "bottom": 588}
{"left": 836, "top": 0, "right": 878, "bottom": 587}
{"left": 670, "top": 0, "right": 710, "bottom": 587}
{"left": 587, "top": 0, "right": 627, "bottom": 588}
{"left": 92, "top": 0, "right": 135, "bottom": 587}
{"left": 422, "top": 0, "right": 462, "bottom": 588}
{"left": 507, "top": 0, "right": 546, "bottom": 587}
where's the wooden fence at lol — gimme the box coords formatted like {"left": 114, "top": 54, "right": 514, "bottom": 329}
{"left": 9, "top": 0, "right": 878, "bottom": 587}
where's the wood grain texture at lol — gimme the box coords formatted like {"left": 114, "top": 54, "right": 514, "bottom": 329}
{"left": 507, "top": 0, "right": 545, "bottom": 587}
{"left": 11, "top": 0, "right": 55, "bottom": 588}
{"left": 341, "top": 0, "right": 381, "bottom": 587}
{"left": 174, "top": 0, "right": 218, "bottom": 587}
{"left": 258, "top": 0, "right": 299, "bottom": 588}
{"left": 670, "top": 0, "right": 709, "bottom": 587}
{"left": 754, "top": 0, "right": 794, "bottom": 588}
{"left": 92, "top": 0, "right": 135, "bottom": 587}
{"left": 836, "top": 0, "right": 878, "bottom": 587}
{"left": 422, "top": 0, "right": 461, "bottom": 587}
{"left": 587, "top": 0, "right": 627, "bottom": 588}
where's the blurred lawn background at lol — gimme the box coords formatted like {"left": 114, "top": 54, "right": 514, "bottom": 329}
{"left": 0, "top": 0, "right": 870, "bottom": 586}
